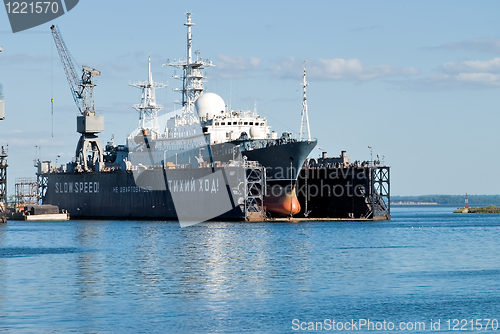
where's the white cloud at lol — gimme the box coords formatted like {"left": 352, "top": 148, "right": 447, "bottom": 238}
{"left": 272, "top": 57, "right": 417, "bottom": 81}
{"left": 389, "top": 57, "right": 500, "bottom": 90}
{"left": 433, "top": 58, "right": 500, "bottom": 87}
{"left": 441, "top": 58, "right": 500, "bottom": 74}
{"left": 249, "top": 57, "right": 261, "bottom": 68}
{"left": 431, "top": 38, "right": 500, "bottom": 54}
{"left": 456, "top": 72, "right": 500, "bottom": 84}
{"left": 214, "top": 55, "right": 262, "bottom": 78}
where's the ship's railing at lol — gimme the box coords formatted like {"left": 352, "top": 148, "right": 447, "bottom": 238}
{"left": 160, "top": 159, "right": 262, "bottom": 170}
{"left": 306, "top": 159, "right": 387, "bottom": 169}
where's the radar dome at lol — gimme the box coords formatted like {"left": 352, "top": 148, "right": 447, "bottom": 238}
{"left": 250, "top": 125, "right": 263, "bottom": 139}
{"left": 195, "top": 93, "right": 225, "bottom": 118}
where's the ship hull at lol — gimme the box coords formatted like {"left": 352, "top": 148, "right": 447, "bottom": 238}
{"left": 41, "top": 140, "right": 317, "bottom": 220}
{"left": 239, "top": 140, "right": 316, "bottom": 180}
{"left": 156, "top": 139, "right": 317, "bottom": 180}
{"left": 263, "top": 185, "right": 301, "bottom": 216}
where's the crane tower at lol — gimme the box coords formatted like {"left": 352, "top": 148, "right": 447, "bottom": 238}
{"left": 50, "top": 25, "right": 104, "bottom": 172}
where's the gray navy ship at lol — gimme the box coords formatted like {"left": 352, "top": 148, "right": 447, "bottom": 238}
{"left": 40, "top": 14, "right": 317, "bottom": 221}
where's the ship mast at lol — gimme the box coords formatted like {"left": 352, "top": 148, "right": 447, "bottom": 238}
{"left": 186, "top": 11, "right": 193, "bottom": 65}
{"left": 130, "top": 56, "right": 167, "bottom": 135}
{"left": 166, "top": 12, "right": 214, "bottom": 123}
{"left": 299, "top": 62, "right": 311, "bottom": 141}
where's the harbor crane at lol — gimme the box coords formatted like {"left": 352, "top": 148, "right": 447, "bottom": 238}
{"left": 50, "top": 25, "right": 104, "bottom": 172}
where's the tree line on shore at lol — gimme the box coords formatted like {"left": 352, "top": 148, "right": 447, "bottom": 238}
{"left": 391, "top": 195, "right": 500, "bottom": 206}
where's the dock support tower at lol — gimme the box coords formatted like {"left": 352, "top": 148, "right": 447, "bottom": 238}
{"left": 244, "top": 162, "right": 265, "bottom": 221}
{"left": 367, "top": 166, "right": 390, "bottom": 219}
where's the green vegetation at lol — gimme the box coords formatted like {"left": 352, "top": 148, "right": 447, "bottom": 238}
{"left": 468, "top": 205, "right": 500, "bottom": 213}
{"left": 392, "top": 195, "right": 500, "bottom": 206}
{"left": 454, "top": 206, "right": 500, "bottom": 213}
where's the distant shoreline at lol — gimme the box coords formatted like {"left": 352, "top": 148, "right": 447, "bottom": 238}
{"left": 391, "top": 202, "right": 438, "bottom": 205}
{"left": 391, "top": 195, "right": 500, "bottom": 206}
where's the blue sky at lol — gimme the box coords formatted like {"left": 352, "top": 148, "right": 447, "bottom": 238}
{"left": 1, "top": 0, "right": 500, "bottom": 196}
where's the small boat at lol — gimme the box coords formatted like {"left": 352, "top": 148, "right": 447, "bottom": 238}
{"left": 8, "top": 204, "right": 69, "bottom": 221}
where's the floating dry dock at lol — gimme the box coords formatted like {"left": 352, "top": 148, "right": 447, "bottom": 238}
{"left": 294, "top": 151, "right": 390, "bottom": 220}
{"left": 36, "top": 151, "right": 390, "bottom": 222}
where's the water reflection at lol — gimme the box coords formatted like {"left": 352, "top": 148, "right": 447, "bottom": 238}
{"left": 135, "top": 224, "right": 167, "bottom": 298}
{"left": 0, "top": 214, "right": 499, "bottom": 333}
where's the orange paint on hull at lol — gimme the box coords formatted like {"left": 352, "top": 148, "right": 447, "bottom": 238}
{"left": 264, "top": 187, "right": 301, "bottom": 216}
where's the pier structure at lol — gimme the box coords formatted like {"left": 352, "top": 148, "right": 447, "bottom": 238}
{"left": 15, "top": 177, "right": 40, "bottom": 205}
{"left": 0, "top": 146, "right": 7, "bottom": 223}
{"left": 0, "top": 47, "right": 6, "bottom": 222}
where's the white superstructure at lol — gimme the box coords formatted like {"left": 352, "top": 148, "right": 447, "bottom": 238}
{"left": 127, "top": 13, "right": 275, "bottom": 167}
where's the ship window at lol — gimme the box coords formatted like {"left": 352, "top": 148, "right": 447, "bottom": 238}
{"left": 249, "top": 122, "right": 253, "bottom": 125}
{"left": 244, "top": 122, "right": 248, "bottom": 125}
{"left": 260, "top": 123, "right": 264, "bottom": 126}
{"left": 238, "top": 121, "right": 242, "bottom": 125}
{"left": 215, "top": 122, "right": 219, "bottom": 126}
{"left": 221, "top": 122, "right": 225, "bottom": 125}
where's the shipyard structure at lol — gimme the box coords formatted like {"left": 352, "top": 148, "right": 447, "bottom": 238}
{"left": 0, "top": 45, "right": 7, "bottom": 223}
{"left": 36, "top": 150, "right": 390, "bottom": 221}
{"left": 31, "top": 14, "right": 390, "bottom": 222}
{"left": 0, "top": 147, "right": 7, "bottom": 223}
{"left": 296, "top": 152, "right": 389, "bottom": 220}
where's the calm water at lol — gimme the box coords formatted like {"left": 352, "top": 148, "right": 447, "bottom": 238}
{"left": 0, "top": 206, "right": 499, "bottom": 333}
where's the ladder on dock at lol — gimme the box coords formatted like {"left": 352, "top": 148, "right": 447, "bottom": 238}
{"left": 244, "top": 162, "right": 265, "bottom": 221}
